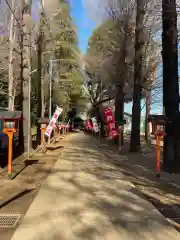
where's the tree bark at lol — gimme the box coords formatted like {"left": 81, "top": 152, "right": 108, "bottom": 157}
{"left": 145, "top": 89, "right": 151, "bottom": 143}
{"left": 22, "top": 0, "right": 32, "bottom": 152}
{"left": 17, "top": 3, "right": 24, "bottom": 152}
{"left": 36, "top": 13, "right": 43, "bottom": 143}
{"left": 114, "top": 22, "right": 129, "bottom": 146}
{"left": 130, "top": 0, "right": 146, "bottom": 152}
{"left": 115, "top": 84, "right": 124, "bottom": 145}
{"left": 162, "top": 0, "right": 179, "bottom": 172}
{"left": 95, "top": 106, "right": 104, "bottom": 138}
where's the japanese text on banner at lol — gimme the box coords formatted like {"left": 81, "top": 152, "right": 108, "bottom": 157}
{"left": 45, "top": 107, "right": 63, "bottom": 137}
{"left": 104, "top": 108, "right": 118, "bottom": 137}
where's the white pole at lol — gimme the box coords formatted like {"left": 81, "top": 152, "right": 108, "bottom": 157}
{"left": 27, "top": 33, "right": 31, "bottom": 159}
{"left": 48, "top": 58, "right": 63, "bottom": 119}
{"left": 27, "top": 77, "right": 31, "bottom": 158}
{"left": 8, "top": 0, "right": 15, "bottom": 111}
{"left": 49, "top": 58, "right": 64, "bottom": 120}
{"left": 49, "top": 59, "right": 53, "bottom": 119}
{"left": 48, "top": 60, "right": 53, "bottom": 144}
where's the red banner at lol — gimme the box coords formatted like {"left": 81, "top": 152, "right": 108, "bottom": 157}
{"left": 104, "top": 108, "right": 118, "bottom": 137}
{"left": 85, "top": 120, "right": 92, "bottom": 130}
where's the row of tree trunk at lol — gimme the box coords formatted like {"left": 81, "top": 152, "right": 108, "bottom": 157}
{"left": 96, "top": 0, "right": 180, "bottom": 173}
{"left": 129, "top": 0, "right": 180, "bottom": 172}
{"left": 8, "top": 0, "right": 44, "bottom": 152}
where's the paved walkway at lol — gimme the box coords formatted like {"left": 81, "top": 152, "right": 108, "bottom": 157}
{"left": 12, "top": 133, "right": 180, "bottom": 240}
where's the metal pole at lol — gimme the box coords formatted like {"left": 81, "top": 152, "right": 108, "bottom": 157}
{"left": 27, "top": 33, "right": 31, "bottom": 159}
{"left": 27, "top": 76, "right": 31, "bottom": 159}
{"left": 48, "top": 60, "right": 53, "bottom": 144}
{"left": 8, "top": 0, "right": 15, "bottom": 111}
{"left": 49, "top": 58, "right": 64, "bottom": 119}
{"left": 28, "top": 68, "right": 37, "bottom": 158}
{"left": 49, "top": 59, "right": 53, "bottom": 120}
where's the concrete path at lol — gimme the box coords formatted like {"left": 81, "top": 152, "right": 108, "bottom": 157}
{"left": 12, "top": 133, "right": 180, "bottom": 240}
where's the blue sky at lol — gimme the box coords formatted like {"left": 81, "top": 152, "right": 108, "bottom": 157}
{"left": 31, "top": 0, "right": 161, "bottom": 115}
{"left": 70, "top": 0, "right": 135, "bottom": 114}
{"left": 70, "top": 1, "right": 162, "bottom": 115}
{"left": 70, "top": 0, "right": 96, "bottom": 54}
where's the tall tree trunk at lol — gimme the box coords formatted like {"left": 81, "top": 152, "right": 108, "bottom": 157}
{"left": 115, "top": 84, "right": 124, "bottom": 145}
{"left": 162, "top": 0, "right": 179, "bottom": 172}
{"left": 130, "top": 0, "right": 146, "bottom": 152}
{"left": 145, "top": 89, "right": 151, "bottom": 143}
{"left": 114, "top": 23, "right": 128, "bottom": 146}
{"left": 22, "top": 0, "right": 32, "bottom": 152}
{"left": 17, "top": 3, "right": 24, "bottom": 152}
{"left": 36, "top": 12, "right": 43, "bottom": 143}
{"left": 95, "top": 105, "right": 104, "bottom": 138}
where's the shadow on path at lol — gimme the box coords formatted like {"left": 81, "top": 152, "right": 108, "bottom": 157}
{"left": 11, "top": 133, "right": 180, "bottom": 240}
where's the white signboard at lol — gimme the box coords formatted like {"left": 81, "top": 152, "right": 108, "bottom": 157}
{"left": 91, "top": 117, "right": 99, "bottom": 132}
{"left": 45, "top": 106, "right": 63, "bottom": 137}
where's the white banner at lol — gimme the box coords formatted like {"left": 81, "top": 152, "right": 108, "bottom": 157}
{"left": 91, "top": 117, "right": 99, "bottom": 132}
{"left": 45, "top": 106, "right": 63, "bottom": 137}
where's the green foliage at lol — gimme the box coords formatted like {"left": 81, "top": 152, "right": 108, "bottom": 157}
{"left": 41, "top": 0, "right": 86, "bottom": 119}
{"left": 26, "top": 0, "right": 87, "bottom": 121}
{"left": 88, "top": 19, "right": 120, "bottom": 60}
{"left": 85, "top": 17, "right": 157, "bottom": 107}
{"left": 0, "top": 1, "right": 86, "bottom": 121}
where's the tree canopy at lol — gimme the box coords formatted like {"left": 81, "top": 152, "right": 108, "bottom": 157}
{"left": 84, "top": 17, "right": 157, "bottom": 110}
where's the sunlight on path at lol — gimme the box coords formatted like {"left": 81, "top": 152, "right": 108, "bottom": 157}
{"left": 12, "top": 133, "right": 180, "bottom": 240}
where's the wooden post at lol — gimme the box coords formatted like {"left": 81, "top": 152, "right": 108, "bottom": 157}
{"left": 53, "top": 126, "right": 57, "bottom": 145}
{"left": 41, "top": 128, "right": 45, "bottom": 145}
{"left": 156, "top": 134, "right": 161, "bottom": 178}
{"left": 40, "top": 125, "right": 46, "bottom": 152}
{"left": 62, "top": 125, "right": 65, "bottom": 137}
{"left": 118, "top": 126, "right": 122, "bottom": 153}
{"left": 105, "top": 126, "right": 108, "bottom": 146}
{"left": 59, "top": 125, "right": 62, "bottom": 136}
{"left": 3, "top": 129, "right": 16, "bottom": 179}
{"left": 145, "top": 89, "right": 151, "bottom": 143}
{"left": 8, "top": 132, "right": 13, "bottom": 177}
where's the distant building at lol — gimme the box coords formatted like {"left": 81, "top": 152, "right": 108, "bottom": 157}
{"left": 123, "top": 113, "right": 152, "bottom": 135}
{"left": 124, "top": 112, "right": 132, "bottom": 133}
